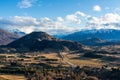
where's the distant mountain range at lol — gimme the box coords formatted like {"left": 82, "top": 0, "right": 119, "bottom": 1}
{"left": 9, "top": 29, "right": 26, "bottom": 36}
{"left": 62, "top": 29, "right": 120, "bottom": 41}
{"left": 61, "top": 29, "right": 120, "bottom": 46}
{"left": 10, "top": 29, "right": 120, "bottom": 42}
{"left": 0, "top": 28, "right": 20, "bottom": 45}
{"left": 1, "top": 28, "right": 120, "bottom": 47}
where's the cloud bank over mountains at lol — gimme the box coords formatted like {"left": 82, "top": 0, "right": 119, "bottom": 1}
{"left": 0, "top": 11, "right": 120, "bottom": 34}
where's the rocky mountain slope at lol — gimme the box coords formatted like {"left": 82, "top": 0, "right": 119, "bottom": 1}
{"left": 0, "top": 28, "right": 20, "bottom": 45}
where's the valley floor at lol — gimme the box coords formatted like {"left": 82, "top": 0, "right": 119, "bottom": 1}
{"left": 0, "top": 52, "right": 120, "bottom": 80}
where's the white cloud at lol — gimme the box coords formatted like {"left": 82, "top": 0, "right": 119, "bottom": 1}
{"left": 87, "top": 13, "right": 120, "bottom": 29}
{"left": 93, "top": 5, "right": 101, "bottom": 12}
{"left": 66, "top": 14, "right": 81, "bottom": 24}
{"left": 75, "top": 11, "right": 86, "bottom": 17}
{"left": 0, "top": 11, "right": 120, "bottom": 35}
{"left": 18, "top": 0, "right": 37, "bottom": 8}
{"left": 57, "top": 17, "right": 64, "bottom": 22}
{"left": 17, "top": 26, "right": 35, "bottom": 33}
{"left": 0, "top": 15, "right": 79, "bottom": 34}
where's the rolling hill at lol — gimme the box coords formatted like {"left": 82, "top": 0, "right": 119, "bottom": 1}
{"left": 7, "top": 31, "right": 83, "bottom": 52}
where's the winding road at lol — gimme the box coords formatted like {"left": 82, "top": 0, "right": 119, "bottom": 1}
{"left": 59, "top": 52, "right": 77, "bottom": 68}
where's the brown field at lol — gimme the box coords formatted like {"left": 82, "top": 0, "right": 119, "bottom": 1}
{"left": 0, "top": 75, "right": 26, "bottom": 80}
{"left": 0, "top": 53, "right": 69, "bottom": 67}
{"left": 0, "top": 52, "right": 119, "bottom": 68}
{"left": 63, "top": 53, "right": 106, "bottom": 68}
{"left": 0, "top": 52, "right": 109, "bottom": 68}
{"left": 37, "top": 53, "right": 60, "bottom": 59}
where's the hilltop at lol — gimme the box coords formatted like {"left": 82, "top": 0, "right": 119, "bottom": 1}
{"left": 7, "top": 31, "right": 83, "bottom": 53}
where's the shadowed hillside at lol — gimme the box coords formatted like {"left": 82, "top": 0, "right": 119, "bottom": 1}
{"left": 7, "top": 31, "right": 83, "bottom": 52}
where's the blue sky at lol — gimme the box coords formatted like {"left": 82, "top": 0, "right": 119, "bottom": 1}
{"left": 0, "top": 0, "right": 119, "bottom": 18}
{"left": 0, "top": 0, "right": 120, "bottom": 34}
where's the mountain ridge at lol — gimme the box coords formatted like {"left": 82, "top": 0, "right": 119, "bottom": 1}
{"left": 62, "top": 29, "right": 120, "bottom": 41}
